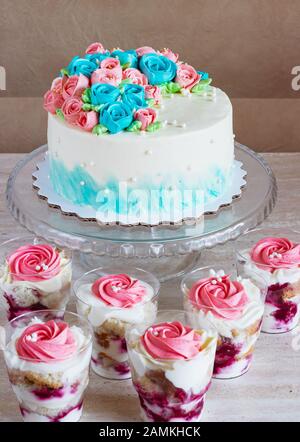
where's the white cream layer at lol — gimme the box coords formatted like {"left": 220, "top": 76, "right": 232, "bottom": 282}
{"left": 76, "top": 281, "right": 156, "bottom": 328}
{"left": 184, "top": 278, "right": 264, "bottom": 339}
{"left": 243, "top": 252, "right": 300, "bottom": 286}
{"left": 4, "top": 318, "right": 92, "bottom": 383}
{"left": 128, "top": 329, "right": 216, "bottom": 394}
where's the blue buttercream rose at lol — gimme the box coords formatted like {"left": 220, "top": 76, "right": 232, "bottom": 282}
{"left": 68, "top": 56, "right": 98, "bottom": 77}
{"left": 85, "top": 51, "right": 111, "bottom": 66}
{"left": 198, "top": 71, "right": 209, "bottom": 80}
{"left": 100, "top": 102, "right": 133, "bottom": 134}
{"left": 121, "top": 84, "right": 146, "bottom": 110}
{"left": 111, "top": 49, "right": 138, "bottom": 68}
{"left": 139, "top": 53, "right": 177, "bottom": 85}
{"left": 91, "top": 83, "right": 120, "bottom": 105}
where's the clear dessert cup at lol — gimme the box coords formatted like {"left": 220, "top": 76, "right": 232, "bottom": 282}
{"left": 2, "top": 309, "right": 92, "bottom": 422}
{"left": 126, "top": 309, "right": 217, "bottom": 422}
{"left": 73, "top": 266, "right": 159, "bottom": 380}
{"left": 235, "top": 227, "right": 300, "bottom": 334}
{"left": 181, "top": 263, "right": 266, "bottom": 379}
{"left": 0, "top": 236, "right": 72, "bottom": 321}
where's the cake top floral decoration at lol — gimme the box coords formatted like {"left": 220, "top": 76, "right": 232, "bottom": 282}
{"left": 43, "top": 43, "right": 212, "bottom": 135}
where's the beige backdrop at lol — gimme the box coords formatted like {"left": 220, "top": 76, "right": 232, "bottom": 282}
{"left": 1, "top": 0, "right": 300, "bottom": 152}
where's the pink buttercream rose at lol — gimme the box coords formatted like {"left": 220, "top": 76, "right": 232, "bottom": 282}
{"left": 122, "top": 68, "right": 148, "bottom": 86}
{"left": 134, "top": 108, "right": 157, "bottom": 130}
{"left": 91, "top": 68, "right": 122, "bottom": 86}
{"left": 188, "top": 274, "right": 249, "bottom": 320}
{"left": 136, "top": 46, "right": 156, "bottom": 56}
{"left": 92, "top": 274, "right": 146, "bottom": 308}
{"left": 159, "top": 48, "right": 179, "bottom": 63}
{"left": 85, "top": 42, "right": 106, "bottom": 54}
{"left": 51, "top": 77, "right": 63, "bottom": 95}
{"left": 250, "top": 237, "right": 300, "bottom": 272}
{"left": 100, "top": 58, "right": 122, "bottom": 79}
{"left": 62, "top": 74, "right": 89, "bottom": 100}
{"left": 141, "top": 321, "right": 202, "bottom": 360}
{"left": 8, "top": 244, "right": 61, "bottom": 282}
{"left": 43, "top": 90, "right": 64, "bottom": 115}
{"left": 144, "top": 85, "right": 162, "bottom": 105}
{"left": 76, "top": 111, "right": 98, "bottom": 132}
{"left": 16, "top": 320, "right": 77, "bottom": 362}
{"left": 61, "top": 97, "right": 83, "bottom": 124}
{"left": 176, "top": 63, "right": 200, "bottom": 90}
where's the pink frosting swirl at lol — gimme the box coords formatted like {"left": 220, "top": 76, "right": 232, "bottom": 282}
{"left": 122, "top": 68, "right": 148, "bottom": 86}
{"left": 250, "top": 237, "right": 300, "bottom": 271}
{"left": 134, "top": 108, "right": 157, "bottom": 130}
{"left": 141, "top": 321, "right": 202, "bottom": 360}
{"left": 85, "top": 42, "right": 105, "bottom": 54}
{"left": 77, "top": 110, "right": 98, "bottom": 132}
{"left": 159, "top": 48, "right": 179, "bottom": 63}
{"left": 136, "top": 46, "right": 156, "bottom": 56}
{"left": 92, "top": 274, "right": 147, "bottom": 308}
{"left": 100, "top": 58, "right": 122, "bottom": 79}
{"left": 144, "top": 85, "right": 162, "bottom": 105}
{"left": 62, "top": 74, "right": 89, "bottom": 100}
{"left": 176, "top": 63, "right": 200, "bottom": 90}
{"left": 188, "top": 274, "right": 248, "bottom": 320}
{"left": 8, "top": 244, "right": 61, "bottom": 282}
{"left": 16, "top": 320, "right": 77, "bottom": 362}
{"left": 61, "top": 97, "right": 83, "bottom": 124}
{"left": 91, "top": 68, "right": 122, "bottom": 87}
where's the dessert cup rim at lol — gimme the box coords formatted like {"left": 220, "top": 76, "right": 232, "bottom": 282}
{"left": 3, "top": 309, "right": 92, "bottom": 362}
{"left": 0, "top": 235, "right": 72, "bottom": 279}
{"left": 126, "top": 308, "right": 218, "bottom": 358}
{"left": 181, "top": 265, "right": 267, "bottom": 313}
{"left": 72, "top": 265, "right": 160, "bottom": 307}
{"left": 234, "top": 226, "right": 300, "bottom": 270}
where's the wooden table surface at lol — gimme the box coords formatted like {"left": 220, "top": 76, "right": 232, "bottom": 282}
{"left": 0, "top": 153, "right": 300, "bottom": 422}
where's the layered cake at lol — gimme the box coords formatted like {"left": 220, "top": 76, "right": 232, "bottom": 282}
{"left": 74, "top": 270, "right": 158, "bottom": 379}
{"left": 43, "top": 43, "right": 235, "bottom": 225}
{"left": 183, "top": 269, "right": 265, "bottom": 379}
{"left": 0, "top": 240, "right": 72, "bottom": 320}
{"left": 127, "top": 319, "right": 217, "bottom": 422}
{"left": 241, "top": 235, "right": 300, "bottom": 333}
{"left": 4, "top": 314, "right": 92, "bottom": 422}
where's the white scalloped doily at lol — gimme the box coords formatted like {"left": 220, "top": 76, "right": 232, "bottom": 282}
{"left": 32, "top": 157, "right": 247, "bottom": 226}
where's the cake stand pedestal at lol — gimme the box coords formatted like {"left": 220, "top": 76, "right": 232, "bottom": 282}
{"left": 6, "top": 142, "right": 277, "bottom": 281}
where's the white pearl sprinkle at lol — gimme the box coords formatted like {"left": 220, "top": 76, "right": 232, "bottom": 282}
{"left": 211, "top": 279, "right": 217, "bottom": 285}
{"left": 90, "top": 161, "right": 95, "bottom": 167}
{"left": 128, "top": 177, "right": 137, "bottom": 183}
{"left": 145, "top": 149, "right": 152, "bottom": 156}
{"left": 80, "top": 162, "right": 87, "bottom": 168}
{"left": 80, "top": 181, "right": 85, "bottom": 186}
{"left": 178, "top": 122, "right": 186, "bottom": 128}
{"left": 237, "top": 276, "right": 242, "bottom": 282}
{"left": 103, "top": 188, "right": 110, "bottom": 195}
{"left": 42, "top": 264, "right": 49, "bottom": 270}
{"left": 162, "top": 120, "right": 168, "bottom": 127}
{"left": 35, "top": 265, "right": 41, "bottom": 271}
{"left": 172, "top": 119, "right": 178, "bottom": 126}
{"left": 160, "top": 104, "right": 165, "bottom": 110}
{"left": 217, "top": 277, "right": 222, "bottom": 282}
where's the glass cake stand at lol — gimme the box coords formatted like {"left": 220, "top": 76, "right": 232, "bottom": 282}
{"left": 6, "top": 142, "right": 277, "bottom": 281}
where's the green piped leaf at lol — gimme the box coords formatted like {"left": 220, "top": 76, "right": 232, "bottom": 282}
{"left": 121, "top": 62, "right": 131, "bottom": 70}
{"left": 146, "top": 121, "right": 163, "bottom": 132}
{"left": 92, "top": 124, "right": 108, "bottom": 135}
{"left": 165, "top": 82, "right": 181, "bottom": 94}
{"left": 146, "top": 98, "right": 155, "bottom": 108}
{"left": 82, "top": 88, "right": 91, "bottom": 104}
{"left": 126, "top": 120, "right": 142, "bottom": 132}
{"left": 82, "top": 103, "right": 92, "bottom": 111}
{"left": 191, "top": 78, "right": 213, "bottom": 94}
{"left": 60, "top": 67, "right": 69, "bottom": 77}
{"left": 56, "top": 108, "right": 64, "bottom": 120}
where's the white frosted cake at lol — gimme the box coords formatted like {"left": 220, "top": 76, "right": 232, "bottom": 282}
{"left": 43, "top": 43, "right": 235, "bottom": 225}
